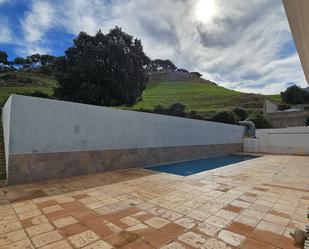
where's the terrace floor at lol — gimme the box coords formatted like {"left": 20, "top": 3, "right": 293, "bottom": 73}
{"left": 0, "top": 155, "right": 308, "bottom": 249}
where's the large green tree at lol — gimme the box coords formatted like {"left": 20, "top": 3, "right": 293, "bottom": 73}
{"left": 54, "top": 27, "right": 150, "bottom": 106}
{"left": 281, "top": 85, "right": 309, "bottom": 104}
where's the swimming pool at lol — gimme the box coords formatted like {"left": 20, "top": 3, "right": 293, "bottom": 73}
{"left": 147, "top": 154, "right": 259, "bottom": 176}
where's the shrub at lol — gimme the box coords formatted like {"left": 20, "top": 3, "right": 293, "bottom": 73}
{"left": 278, "top": 104, "right": 291, "bottom": 111}
{"left": 211, "top": 111, "right": 236, "bottom": 124}
{"left": 153, "top": 105, "right": 166, "bottom": 114}
{"left": 23, "top": 91, "right": 50, "bottom": 98}
{"left": 232, "top": 107, "right": 248, "bottom": 121}
{"left": 248, "top": 113, "right": 272, "bottom": 129}
{"left": 188, "top": 110, "right": 204, "bottom": 120}
{"left": 167, "top": 102, "right": 186, "bottom": 117}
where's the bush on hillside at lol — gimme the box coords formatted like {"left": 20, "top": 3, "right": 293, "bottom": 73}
{"left": 211, "top": 111, "right": 236, "bottom": 124}
{"left": 278, "top": 104, "right": 291, "bottom": 111}
{"left": 232, "top": 107, "right": 248, "bottom": 121}
{"left": 167, "top": 102, "right": 186, "bottom": 117}
{"left": 23, "top": 91, "right": 50, "bottom": 99}
{"left": 153, "top": 105, "right": 166, "bottom": 115}
{"left": 248, "top": 113, "right": 272, "bottom": 129}
{"left": 188, "top": 110, "right": 204, "bottom": 120}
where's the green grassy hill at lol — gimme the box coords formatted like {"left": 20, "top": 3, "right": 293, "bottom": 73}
{"left": 0, "top": 71, "right": 281, "bottom": 113}
{"left": 0, "top": 71, "right": 57, "bottom": 105}
{"left": 132, "top": 80, "right": 280, "bottom": 114}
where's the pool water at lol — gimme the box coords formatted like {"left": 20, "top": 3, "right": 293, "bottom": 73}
{"left": 147, "top": 154, "right": 259, "bottom": 176}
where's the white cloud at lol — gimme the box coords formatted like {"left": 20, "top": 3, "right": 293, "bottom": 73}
{"left": 0, "top": 17, "right": 12, "bottom": 43}
{"left": 19, "top": 0, "right": 307, "bottom": 94}
{"left": 0, "top": 0, "right": 10, "bottom": 4}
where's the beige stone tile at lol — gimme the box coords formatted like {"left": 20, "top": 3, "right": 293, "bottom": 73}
{"left": 174, "top": 217, "right": 196, "bottom": 229}
{"left": 18, "top": 209, "right": 42, "bottom": 220}
{"left": 0, "top": 221, "right": 22, "bottom": 235}
{"left": 218, "top": 229, "right": 246, "bottom": 247}
{"left": 31, "top": 230, "right": 63, "bottom": 248}
{"left": 120, "top": 216, "right": 140, "bottom": 227}
{"left": 234, "top": 215, "right": 260, "bottom": 226}
{"left": 0, "top": 238, "right": 34, "bottom": 249}
{"left": 144, "top": 217, "right": 170, "bottom": 229}
{"left": 205, "top": 215, "right": 230, "bottom": 228}
{"left": 30, "top": 215, "right": 49, "bottom": 225}
{"left": 256, "top": 220, "right": 285, "bottom": 235}
{"left": 178, "top": 231, "right": 206, "bottom": 247}
{"left": 0, "top": 229, "right": 28, "bottom": 247}
{"left": 68, "top": 230, "right": 100, "bottom": 248}
{"left": 215, "top": 210, "right": 238, "bottom": 220}
{"left": 187, "top": 210, "right": 210, "bottom": 222}
{"left": 26, "top": 223, "right": 54, "bottom": 237}
{"left": 160, "top": 242, "right": 186, "bottom": 249}
{"left": 42, "top": 205, "right": 63, "bottom": 214}
{"left": 53, "top": 216, "right": 78, "bottom": 228}
{"left": 263, "top": 213, "right": 289, "bottom": 226}
{"left": 40, "top": 239, "right": 73, "bottom": 249}
{"left": 197, "top": 222, "right": 221, "bottom": 236}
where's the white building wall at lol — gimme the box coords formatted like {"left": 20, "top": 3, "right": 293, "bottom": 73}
{"left": 244, "top": 127, "right": 309, "bottom": 155}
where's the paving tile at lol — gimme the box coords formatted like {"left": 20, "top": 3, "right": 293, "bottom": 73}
{"left": 120, "top": 216, "right": 140, "bottom": 227}
{"left": 104, "top": 231, "right": 139, "bottom": 248}
{"left": 215, "top": 210, "right": 238, "bottom": 220}
{"left": 256, "top": 220, "right": 285, "bottom": 235}
{"left": 0, "top": 229, "right": 28, "bottom": 247}
{"left": 144, "top": 217, "right": 170, "bottom": 229}
{"left": 159, "top": 223, "right": 186, "bottom": 238}
{"left": 0, "top": 221, "right": 22, "bottom": 235}
{"left": 278, "top": 235, "right": 301, "bottom": 249}
{"left": 68, "top": 230, "right": 100, "bottom": 248}
{"left": 263, "top": 213, "right": 289, "bottom": 226}
{"left": 31, "top": 230, "right": 63, "bottom": 248}
{"left": 178, "top": 231, "right": 206, "bottom": 248}
{"left": 59, "top": 223, "right": 89, "bottom": 237}
{"left": 249, "top": 228, "right": 281, "bottom": 247}
{"left": 187, "top": 210, "right": 210, "bottom": 222}
{"left": 205, "top": 215, "right": 230, "bottom": 228}
{"left": 26, "top": 223, "right": 54, "bottom": 237}
{"left": 42, "top": 205, "right": 64, "bottom": 214}
{"left": 241, "top": 238, "right": 276, "bottom": 249}
{"left": 218, "top": 229, "right": 246, "bottom": 247}
{"left": 160, "top": 241, "right": 187, "bottom": 249}
{"left": 121, "top": 239, "right": 154, "bottom": 249}
{"left": 223, "top": 204, "right": 244, "bottom": 214}
{"left": 174, "top": 217, "right": 196, "bottom": 229}
{"left": 226, "top": 221, "right": 254, "bottom": 236}
{"left": 53, "top": 216, "right": 78, "bottom": 228}
{"left": 82, "top": 240, "right": 114, "bottom": 249}
{"left": 0, "top": 238, "right": 34, "bottom": 249}
{"left": 40, "top": 239, "right": 73, "bottom": 249}
{"left": 195, "top": 222, "right": 221, "bottom": 237}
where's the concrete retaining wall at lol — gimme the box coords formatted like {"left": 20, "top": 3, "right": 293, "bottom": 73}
{"left": 3, "top": 95, "right": 245, "bottom": 184}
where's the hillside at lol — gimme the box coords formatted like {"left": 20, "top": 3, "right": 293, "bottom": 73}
{"left": 132, "top": 80, "right": 279, "bottom": 113}
{"left": 0, "top": 71, "right": 280, "bottom": 113}
{"left": 0, "top": 71, "right": 57, "bottom": 105}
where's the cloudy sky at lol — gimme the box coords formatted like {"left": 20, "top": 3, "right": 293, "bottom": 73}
{"left": 0, "top": 0, "right": 307, "bottom": 94}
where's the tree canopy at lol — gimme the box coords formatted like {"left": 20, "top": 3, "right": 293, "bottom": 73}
{"left": 54, "top": 27, "right": 150, "bottom": 106}
{"left": 147, "top": 59, "right": 177, "bottom": 72}
{"left": 281, "top": 85, "right": 309, "bottom": 104}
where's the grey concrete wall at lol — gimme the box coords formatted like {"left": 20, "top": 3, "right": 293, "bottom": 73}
{"left": 265, "top": 111, "right": 308, "bottom": 128}
{"left": 2, "top": 96, "right": 11, "bottom": 175}
{"left": 7, "top": 95, "right": 245, "bottom": 154}
{"left": 3, "top": 95, "right": 245, "bottom": 184}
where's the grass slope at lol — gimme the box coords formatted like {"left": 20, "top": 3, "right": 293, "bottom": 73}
{"left": 0, "top": 71, "right": 281, "bottom": 113}
{"left": 0, "top": 71, "right": 57, "bottom": 104}
{"left": 132, "top": 80, "right": 280, "bottom": 113}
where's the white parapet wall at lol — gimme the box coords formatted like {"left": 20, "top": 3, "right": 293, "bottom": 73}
{"left": 2, "top": 95, "right": 245, "bottom": 184}
{"left": 244, "top": 127, "right": 309, "bottom": 155}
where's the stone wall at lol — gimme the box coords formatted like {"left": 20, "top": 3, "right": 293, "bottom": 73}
{"left": 265, "top": 111, "right": 308, "bottom": 128}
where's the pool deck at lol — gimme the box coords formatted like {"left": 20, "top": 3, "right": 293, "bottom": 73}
{"left": 0, "top": 155, "right": 308, "bottom": 249}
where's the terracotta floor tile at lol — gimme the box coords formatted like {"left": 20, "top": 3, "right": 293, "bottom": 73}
{"left": 36, "top": 200, "right": 59, "bottom": 209}
{"left": 139, "top": 227, "right": 173, "bottom": 248}
{"left": 82, "top": 240, "right": 113, "bottom": 249}
{"left": 102, "top": 207, "right": 140, "bottom": 222}
{"left": 121, "top": 239, "right": 155, "bottom": 249}
{"left": 40, "top": 239, "right": 73, "bottom": 249}
{"left": 241, "top": 238, "right": 276, "bottom": 249}
{"left": 104, "top": 231, "right": 139, "bottom": 248}
{"left": 223, "top": 204, "right": 244, "bottom": 214}
{"left": 278, "top": 236, "right": 302, "bottom": 249}
{"left": 226, "top": 221, "right": 254, "bottom": 236}
{"left": 159, "top": 223, "right": 186, "bottom": 238}
{"left": 249, "top": 228, "right": 281, "bottom": 247}
{"left": 59, "top": 223, "right": 89, "bottom": 237}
